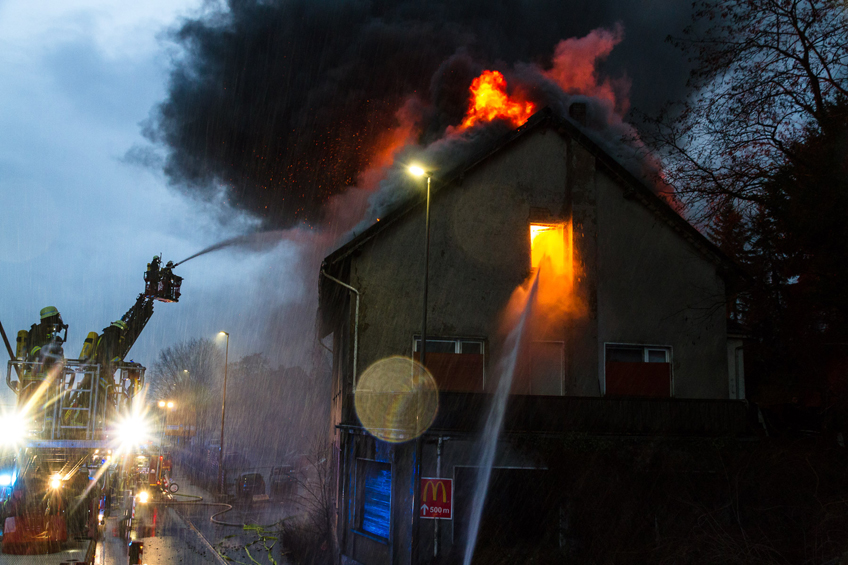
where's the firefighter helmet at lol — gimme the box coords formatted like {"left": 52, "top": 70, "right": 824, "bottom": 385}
{"left": 40, "top": 306, "right": 59, "bottom": 320}
{"left": 111, "top": 320, "right": 127, "bottom": 330}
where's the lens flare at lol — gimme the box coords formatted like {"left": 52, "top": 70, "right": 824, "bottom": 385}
{"left": 355, "top": 356, "right": 438, "bottom": 443}
{"left": 0, "top": 411, "right": 28, "bottom": 447}
{"left": 114, "top": 412, "right": 151, "bottom": 450}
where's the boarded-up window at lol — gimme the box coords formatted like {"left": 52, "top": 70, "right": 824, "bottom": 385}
{"left": 605, "top": 345, "right": 672, "bottom": 397}
{"left": 413, "top": 338, "right": 485, "bottom": 392}
{"left": 359, "top": 460, "right": 391, "bottom": 539}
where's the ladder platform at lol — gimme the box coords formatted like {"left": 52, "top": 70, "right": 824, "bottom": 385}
{"left": 25, "top": 439, "right": 112, "bottom": 449}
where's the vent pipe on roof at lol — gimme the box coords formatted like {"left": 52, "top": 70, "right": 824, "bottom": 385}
{"left": 569, "top": 102, "right": 587, "bottom": 126}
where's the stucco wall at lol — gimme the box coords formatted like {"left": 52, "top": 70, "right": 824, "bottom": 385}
{"left": 594, "top": 171, "right": 729, "bottom": 399}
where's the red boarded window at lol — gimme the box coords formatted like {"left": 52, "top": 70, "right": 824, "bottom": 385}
{"left": 414, "top": 338, "right": 485, "bottom": 392}
{"left": 605, "top": 345, "right": 672, "bottom": 398}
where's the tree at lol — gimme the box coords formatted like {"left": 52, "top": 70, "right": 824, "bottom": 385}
{"left": 642, "top": 0, "right": 848, "bottom": 224}
{"left": 743, "top": 102, "right": 848, "bottom": 410}
{"left": 222, "top": 353, "right": 329, "bottom": 461}
{"left": 641, "top": 1, "right": 848, "bottom": 424}
{"left": 147, "top": 338, "right": 223, "bottom": 442}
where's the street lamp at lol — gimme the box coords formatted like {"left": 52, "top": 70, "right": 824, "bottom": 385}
{"left": 217, "top": 331, "right": 229, "bottom": 496}
{"left": 408, "top": 164, "right": 431, "bottom": 565}
{"left": 408, "top": 164, "right": 431, "bottom": 368}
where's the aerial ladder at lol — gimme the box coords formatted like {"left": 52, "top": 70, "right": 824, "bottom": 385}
{"left": 0, "top": 256, "right": 182, "bottom": 558}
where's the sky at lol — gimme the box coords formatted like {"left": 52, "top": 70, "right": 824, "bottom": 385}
{"left": 0, "top": 0, "right": 304, "bottom": 408}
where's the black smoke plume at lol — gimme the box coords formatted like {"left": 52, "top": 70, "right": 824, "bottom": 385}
{"left": 149, "top": 0, "right": 694, "bottom": 229}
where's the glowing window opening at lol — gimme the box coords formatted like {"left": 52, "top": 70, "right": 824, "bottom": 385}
{"left": 529, "top": 223, "right": 564, "bottom": 270}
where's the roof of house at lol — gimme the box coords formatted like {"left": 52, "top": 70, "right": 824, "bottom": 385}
{"left": 321, "top": 107, "right": 743, "bottom": 284}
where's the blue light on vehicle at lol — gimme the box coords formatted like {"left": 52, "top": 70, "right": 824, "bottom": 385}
{"left": 0, "top": 473, "right": 14, "bottom": 487}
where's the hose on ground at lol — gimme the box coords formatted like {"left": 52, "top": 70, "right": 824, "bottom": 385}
{"left": 158, "top": 486, "right": 284, "bottom": 528}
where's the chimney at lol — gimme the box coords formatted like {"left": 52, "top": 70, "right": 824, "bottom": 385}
{"left": 569, "top": 102, "right": 587, "bottom": 126}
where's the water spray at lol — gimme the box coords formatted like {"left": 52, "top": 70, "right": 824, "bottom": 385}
{"left": 173, "top": 231, "right": 289, "bottom": 267}
{"left": 463, "top": 270, "right": 540, "bottom": 565}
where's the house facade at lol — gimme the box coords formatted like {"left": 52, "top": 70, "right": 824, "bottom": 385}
{"left": 318, "top": 108, "right": 749, "bottom": 564}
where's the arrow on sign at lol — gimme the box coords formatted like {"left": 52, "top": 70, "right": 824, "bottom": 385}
{"left": 420, "top": 504, "right": 429, "bottom": 515}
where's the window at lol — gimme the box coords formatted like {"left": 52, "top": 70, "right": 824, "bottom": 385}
{"left": 413, "top": 337, "right": 485, "bottom": 392}
{"left": 358, "top": 460, "right": 391, "bottom": 540}
{"left": 604, "top": 344, "right": 672, "bottom": 397}
{"left": 529, "top": 224, "right": 566, "bottom": 271}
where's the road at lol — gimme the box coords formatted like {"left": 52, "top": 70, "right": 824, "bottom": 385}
{"left": 92, "top": 474, "right": 295, "bottom": 564}
{"left": 95, "top": 507, "right": 221, "bottom": 565}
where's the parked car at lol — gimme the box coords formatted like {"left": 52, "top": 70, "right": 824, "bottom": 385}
{"left": 237, "top": 472, "right": 266, "bottom": 499}
{"left": 269, "top": 466, "right": 295, "bottom": 501}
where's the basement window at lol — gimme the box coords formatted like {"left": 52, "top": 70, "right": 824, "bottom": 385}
{"left": 413, "top": 337, "right": 485, "bottom": 392}
{"left": 604, "top": 344, "right": 672, "bottom": 397}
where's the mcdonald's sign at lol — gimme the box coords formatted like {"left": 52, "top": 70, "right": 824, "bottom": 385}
{"left": 420, "top": 478, "right": 452, "bottom": 519}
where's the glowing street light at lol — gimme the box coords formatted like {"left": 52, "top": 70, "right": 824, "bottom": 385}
{"left": 49, "top": 474, "right": 62, "bottom": 490}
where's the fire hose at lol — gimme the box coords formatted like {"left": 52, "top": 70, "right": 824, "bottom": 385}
{"left": 160, "top": 491, "right": 287, "bottom": 528}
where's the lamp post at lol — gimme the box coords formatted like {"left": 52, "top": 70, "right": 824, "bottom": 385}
{"left": 408, "top": 165, "right": 431, "bottom": 367}
{"left": 408, "top": 164, "right": 431, "bottom": 565}
{"left": 217, "top": 331, "right": 229, "bottom": 496}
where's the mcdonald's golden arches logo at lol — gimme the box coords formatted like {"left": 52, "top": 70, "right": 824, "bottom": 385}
{"left": 420, "top": 478, "right": 452, "bottom": 519}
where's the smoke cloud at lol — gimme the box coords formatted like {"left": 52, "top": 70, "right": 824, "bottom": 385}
{"left": 147, "top": 0, "right": 694, "bottom": 230}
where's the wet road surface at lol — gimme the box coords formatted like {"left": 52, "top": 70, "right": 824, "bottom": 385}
{"left": 134, "top": 475, "right": 293, "bottom": 564}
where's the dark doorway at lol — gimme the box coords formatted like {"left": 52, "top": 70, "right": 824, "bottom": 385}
{"left": 453, "top": 467, "right": 558, "bottom": 560}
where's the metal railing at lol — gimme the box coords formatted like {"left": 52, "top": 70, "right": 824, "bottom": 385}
{"left": 6, "top": 359, "right": 106, "bottom": 441}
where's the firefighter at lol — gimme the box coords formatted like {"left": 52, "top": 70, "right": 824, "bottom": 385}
{"left": 20, "top": 307, "right": 66, "bottom": 407}
{"left": 27, "top": 306, "right": 67, "bottom": 363}
{"left": 159, "top": 261, "right": 175, "bottom": 297}
{"left": 144, "top": 256, "right": 161, "bottom": 296}
{"left": 98, "top": 320, "right": 127, "bottom": 361}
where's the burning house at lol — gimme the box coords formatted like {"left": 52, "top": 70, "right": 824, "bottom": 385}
{"left": 317, "top": 104, "right": 749, "bottom": 564}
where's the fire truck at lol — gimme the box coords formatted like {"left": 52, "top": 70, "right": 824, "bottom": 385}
{"left": 0, "top": 257, "right": 182, "bottom": 561}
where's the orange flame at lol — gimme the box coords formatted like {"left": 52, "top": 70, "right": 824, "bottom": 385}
{"left": 458, "top": 70, "right": 536, "bottom": 131}
{"left": 529, "top": 223, "right": 575, "bottom": 327}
